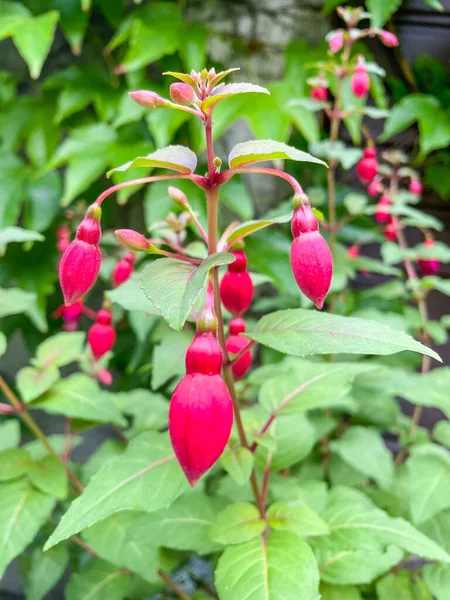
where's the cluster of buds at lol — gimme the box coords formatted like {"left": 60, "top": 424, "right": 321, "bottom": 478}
{"left": 88, "top": 304, "right": 116, "bottom": 360}
{"left": 112, "top": 252, "right": 135, "bottom": 287}
{"left": 290, "top": 196, "right": 333, "bottom": 310}
{"left": 169, "top": 307, "right": 233, "bottom": 486}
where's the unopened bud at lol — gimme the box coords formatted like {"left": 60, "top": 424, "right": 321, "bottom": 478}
{"left": 328, "top": 30, "right": 344, "bottom": 53}
{"left": 220, "top": 251, "right": 254, "bottom": 317}
{"left": 169, "top": 82, "right": 195, "bottom": 106}
{"left": 115, "top": 229, "right": 151, "bottom": 252}
{"left": 113, "top": 253, "right": 135, "bottom": 287}
{"left": 128, "top": 90, "right": 168, "bottom": 109}
{"left": 351, "top": 58, "right": 370, "bottom": 99}
{"left": 168, "top": 186, "right": 188, "bottom": 206}
{"left": 378, "top": 30, "right": 399, "bottom": 48}
{"left": 88, "top": 308, "right": 116, "bottom": 360}
{"left": 409, "top": 179, "right": 423, "bottom": 195}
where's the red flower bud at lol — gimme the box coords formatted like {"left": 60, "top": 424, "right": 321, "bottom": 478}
{"left": 88, "top": 308, "right": 116, "bottom": 360}
{"left": 347, "top": 245, "right": 359, "bottom": 259}
{"left": 356, "top": 149, "right": 378, "bottom": 184}
{"left": 368, "top": 179, "right": 381, "bottom": 197}
{"left": 128, "top": 90, "right": 168, "bottom": 109}
{"left": 409, "top": 179, "right": 423, "bottom": 195}
{"left": 113, "top": 253, "right": 135, "bottom": 287}
{"left": 310, "top": 86, "right": 328, "bottom": 102}
{"left": 378, "top": 30, "right": 399, "bottom": 48}
{"left": 375, "top": 195, "right": 391, "bottom": 224}
{"left": 169, "top": 331, "right": 233, "bottom": 486}
{"left": 226, "top": 319, "right": 252, "bottom": 380}
{"left": 418, "top": 239, "right": 440, "bottom": 276}
{"left": 115, "top": 229, "right": 151, "bottom": 252}
{"left": 351, "top": 61, "right": 370, "bottom": 99}
{"left": 290, "top": 204, "right": 333, "bottom": 310}
{"left": 59, "top": 206, "right": 102, "bottom": 305}
{"left": 384, "top": 219, "right": 397, "bottom": 241}
{"left": 170, "top": 82, "right": 195, "bottom": 106}
{"left": 329, "top": 30, "right": 344, "bottom": 53}
{"left": 220, "top": 251, "right": 254, "bottom": 316}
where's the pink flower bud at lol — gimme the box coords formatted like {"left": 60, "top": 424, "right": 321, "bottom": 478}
{"left": 57, "top": 237, "right": 70, "bottom": 254}
{"left": 329, "top": 30, "right": 344, "bottom": 53}
{"left": 59, "top": 206, "right": 102, "bottom": 306}
{"left": 347, "top": 245, "right": 360, "bottom": 259}
{"left": 290, "top": 204, "right": 333, "bottom": 310}
{"left": 368, "top": 179, "right": 381, "bottom": 197}
{"left": 220, "top": 251, "right": 254, "bottom": 316}
{"left": 57, "top": 225, "right": 70, "bottom": 240}
{"left": 88, "top": 308, "right": 116, "bottom": 360}
{"left": 128, "top": 91, "right": 168, "bottom": 109}
{"left": 356, "top": 149, "right": 378, "bottom": 184}
{"left": 418, "top": 239, "right": 440, "bottom": 276}
{"left": 351, "top": 61, "right": 370, "bottom": 99}
{"left": 115, "top": 229, "right": 151, "bottom": 252}
{"left": 384, "top": 219, "right": 397, "bottom": 241}
{"left": 168, "top": 186, "right": 188, "bottom": 206}
{"left": 169, "top": 82, "right": 195, "bottom": 106}
{"left": 310, "top": 86, "right": 328, "bottom": 102}
{"left": 375, "top": 195, "right": 391, "bottom": 224}
{"left": 409, "top": 179, "right": 423, "bottom": 195}
{"left": 378, "top": 30, "right": 399, "bottom": 48}
{"left": 226, "top": 319, "right": 252, "bottom": 380}
{"left": 113, "top": 253, "right": 135, "bottom": 287}
{"left": 97, "top": 369, "right": 113, "bottom": 386}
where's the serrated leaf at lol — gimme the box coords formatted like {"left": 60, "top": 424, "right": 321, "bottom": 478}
{"left": 66, "top": 559, "right": 130, "bottom": 600}
{"left": 35, "top": 331, "right": 85, "bottom": 368}
{"left": 406, "top": 444, "right": 450, "bottom": 525}
{"left": 229, "top": 139, "right": 326, "bottom": 169}
{"left": 0, "top": 479, "right": 55, "bottom": 579}
{"left": 141, "top": 252, "right": 234, "bottom": 331}
{"left": 44, "top": 432, "right": 187, "bottom": 549}
{"left": 34, "top": 375, "right": 126, "bottom": 427}
{"left": 215, "top": 531, "right": 320, "bottom": 600}
{"left": 219, "top": 447, "right": 254, "bottom": 486}
{"left": 25, "top": 545, "right": 69, "bottom": 600}
{"left": 210, "top": 502, "right": 265, "bottom": 545}
{"left": 227, "top": 214, "right": 292, "bottom": 244}
{"left": 267, "top": 501, "right": 329, "bottom": 537}
{"left": 17, "top": 366, "right": 59, "bottom": 403}
{"left": 248, "top": 309, "right": 441, "bottom": 362}
{"left": 107, "top": 145, "right": 197, "bottom": 177}
{"left": 202, "top": 82, "right": 270, "bottom": 113}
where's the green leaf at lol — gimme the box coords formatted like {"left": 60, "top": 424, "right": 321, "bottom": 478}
{"left": 27, "top": 456, "right": 68, "bottom": 500}
{"left": 367, "top": 0, "right": 402, "bottom": 27}
{"left": 267, "top": 501, "right": 329, "bottom": 537}
{"left": 259, "top": 361, "right": 373, "bottom": 415}
{"left": 151, "top": 330, "right": 193, "bottom": 389}
{"left": 343, "top": 193, "right": 368, "bottom": 215}
{"left": 309, "top": 140, "right": 361, "bottom": 169}
{"left": 66, "top": 559, "right": 130, "bottom": 600}
{"left": 330, "top": 427, "right": 394, "bottom": 489}
{"left": 112, "top": 389, "right": 168, "bottom": 434}
{"left": 10, "top": 11, "right": 59, "bottom": 79}
{"left": 248, "top": 309, "right": 441, "bottom": 362}
{"left": 53, "top": 0, "right": 89, "bottom": 55}
{"left": 17, "top": 366, "right": 59, "bottom": 403}
{"left": 423, "top": 564, "right": 450, "bottom": 600}
{"left": 377, "top": 572, "right": 433, "bottom": 600}
{"left": 106, "top": 274, "right": 157, "bottom": 313}
{"left": 220, "top": 178, "right": 254, "bottom": 221}
{"left": 219, "top": 447, "right": 254, "bottom": 486}
{"left": 25, "top": 545, "right": 69, "bottom": 600}
{"left": 180, "top": 22, "right": 207, "bottom": 71}
{"left": 202, "top": 83, "right": 270, "bottom": 113}
{"left": 35, "top": 331, "right": 85, "bottom": 368}
{"left": 433, "top": 420, "right": 450, "bottom": 448}
{"left": 228, "top": 139, "right": 327, "bottom": 169}
{"left": 0, "top": 226, "right": 44, "bottom": 254}
{"left": 34, "top": 375, "right": 126, "bottom": 427}
{"left": 227, "top": 214, "right": 292, "bottom": 244}
{"left": 107, "top": 145, "right": 197, "bottom": 177}
{"left": 44, "top": 432, "right": 187, "bottom": 550}
{"left": 0, "top": 421, "right": 20, "bottom": 452}
{"left": 0, "top": 287, "right": 47, "bottom": 332}
{"left": 25, "top": 172, "right": 61, "bottom": 231}
{"left": 146, "top": 108, "right": 190, "bottom": 148}
{"left": 141, "top": 252, "right": 234, "bottom": 331}
{"left": 215, "top": 531, "right": 320, "bottom": 600}
{"left": 129, "top": 492, "right": 228, "bottom": 554}
{"left": 82, "top": 512, "right": 158, "bottom": 582}
{"left": 210, "top": 502, "right": 265, "bottom": 545}
{"left": 422, "top": 276, "right": 450, "bottom": 296}
{"left": 0, "top": 331, "right": 6, "bottom": 359}
{"left": 0, "top": 448, "right": 31, "bottom": 481}
{"left": 0, "top": 154, "right": 27, "bottom": 228}
{"left": 0, "top": 479, "right": 55, "bottom": 579}
{"left": 320, "top": 584, "right": 362, "bottom": 600}
{"left": 406, "top": 444, "right": 450, "bottom": 525}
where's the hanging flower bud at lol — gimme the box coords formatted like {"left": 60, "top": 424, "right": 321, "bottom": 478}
{"left": 169, "top": 310, "right": 233, "bottom": 487}
{"left": 347, "top": 245, "right": 360, "bottom": 259}
{"left": 356, "top": 147, "right": 378, "bottom": 184}
{"left": 113, "top": 252, "right": 135, "bottom": 287}
{"left": 97, "top": 369, "right": 113, "bottom": 386}
{"left": 409, "top": 179, "right": 423, "bottom": 195}
{"left": 170, "top": 82, "right": 195, "bottom": 106}
{"left": 310, "top": 86, "right": 328, "bottom": 102}
{"left": 290, "top": 199, "right": 333, "bottom": 310}
{"left": 220, "top": 250, "right": 254, "bottom": 316}
{"left": 384, "top": 218, "right": 397, "bottom": 241}
{"left": 115, "top": 229, "right": 151, "bottom": 252}
{"left": 128, "top": 91, "right": 169, "bottom": 109}
{"left": 58, "top": 300, "right": 84, "bottom": 331}
{"left": 418, "top": 239, "right": 440, "bottom": 276}
{"left": 378, "top": 30, "right": 399, "bottom": 47}
{"left": 368, "top": 179, "right": 381, "bottom": 197}
{"left": 59, "top": 205, "right": 102, "bottom": 306}
{"left": 375, "top": 195, "right": 391, "bottom": 224}
{"left": 351, "top": 58, "right": 370, "bottom": 99}
{"left": 88, "top": 307, "right": 116, "bottom": 360}
{"left": 226, "top": 318, "right": 252, "bottom": 380}
{"left": 168, "top": 186, "right": 188, "bottom": 207}
{"left": 328, "top": 30, "right": 344, "bottom": 53}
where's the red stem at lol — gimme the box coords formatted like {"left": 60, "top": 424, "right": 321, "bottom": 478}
{"left": 220, "top": 167, "right": 305, "bottom": 196}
